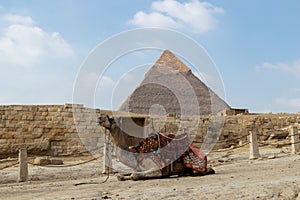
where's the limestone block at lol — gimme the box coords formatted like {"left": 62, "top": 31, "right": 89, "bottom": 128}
{"left": 48, "top": 108, "right": 58, "bottom": 112}
{"left": 33, "top": 127, "right": 43, "bottom": 133}
{"left": 41, "top": 112, "right": 48, "bottom": 116}
{"left": 268, "top": 130, "right": 289, "bottom": 140}
{"left": 33, "top": 157, "right": 51, "bottom": 166}
{"left": 11, "top": 110, "right": 18, "bottom": 115}
{"left": 33, "top": 115, "right": 41, "bottom": 120}
{"left": 24, "top": 139, "right": 34, "bottom": 143}
{"left": 61, "top": 112, "right": 73, "bottom": 117}
{"left": 77, "top": 125, "right": 87, "bottom": 130}
{"left": 27, "top": 126, "right": 34, "bottom": 132}
{"left": 33, "top": 138, "right": 43, "bottom": 143}
{"left": 27, "top": 115, "right": 34, "bottom": 120}
{"left": 1, "top": 132, "right": 12, "bottom": 139}
{"left": 70, "top": 133, "right": 79, "bottom": 138}
{"left": 49, "top": 120, "right": 59, "bottom": 125}
{"left": 57, "top": 149, "right": 63, "bottom": 153}
{"left": 222, "top": 130, "right": 231, "bottom": 136}
{"left": 50, "top": 159, "right": 63, "bottom": 165}
{"left": 47, "top": 112, "right": 56, "bottom": 117}
{"left": 58, "top": 141, "right": 66, "bottom": 145}
{"left": 4, "top": 110, "right": 11, "bottom": 115}
{"left": 68, "top": 139, "right": 81, "bottom": 146}
{"left": 38, "top": 107, "right": 48, "bottom": 112}
{"left": 226, "top": 117, "right": 237, "bottom": 124}
{"left": 7, "top": 115, "right": 15, "bottom": 120}
{"left": 14, "top": 115, "right": 23, "bottom": 120}
{"left": 0, "top": 139, "right": 7, "bottom": 144}
{"left": 45, "top": 116, "right": 53, "bottom": 121}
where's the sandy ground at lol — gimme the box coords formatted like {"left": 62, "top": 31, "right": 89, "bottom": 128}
{"left": 1, "top": 146, "right": 300, "bottom": 200}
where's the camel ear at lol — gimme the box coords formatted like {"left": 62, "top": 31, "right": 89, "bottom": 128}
{"left": 107, "top": 115, "right": 114, "bottom": 124}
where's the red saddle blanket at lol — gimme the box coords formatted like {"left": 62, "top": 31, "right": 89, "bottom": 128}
{"left": 130, "top": 133, "right": 207, "bottom": 173}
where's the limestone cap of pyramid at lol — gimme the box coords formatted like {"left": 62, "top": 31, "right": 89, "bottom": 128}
{"left": 154, "top": 50, "right": 191, "bottom": 73}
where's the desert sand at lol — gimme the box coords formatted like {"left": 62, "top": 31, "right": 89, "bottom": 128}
{"left": 1, "top": 146, "right": 300, "bottom": 200}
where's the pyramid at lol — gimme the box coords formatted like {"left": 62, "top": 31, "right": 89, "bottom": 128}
{"left": 119, "top": 50, "right": 230, "bottom": 116}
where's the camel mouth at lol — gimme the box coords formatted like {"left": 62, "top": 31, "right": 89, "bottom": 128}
{"left": 97, "top": 117, "right": 104, "bottom": 125}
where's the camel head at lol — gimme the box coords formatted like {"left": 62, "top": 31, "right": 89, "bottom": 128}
{"left": 98, "top": 114, "right": 125, "bottom": 149}
{"left": 98, "top": 114, "right": 115, "bottom": 129}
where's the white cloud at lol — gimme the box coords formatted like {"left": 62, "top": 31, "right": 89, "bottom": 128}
{"left": 0, "top": 14, "right": 74, "bottom": 68}
{"left": 3, "top": 14, "right": 35, "bottom": 25}
{"left": 128, "top": 0, "right": 224, "bottom": 34}
{"left": 78, "top": 72, "right": 114, "bottom": 90}
{"left": 122, "top": 74, "right": 135, "bottom": 83}
{"left": 99, "top": 76, "right": 114, "bottom": 88}
{"left": 130, "top": 11, "right": 179, "bottom": 29}
{"left": 258, "top": 59, "right": 300, "bottom": 77}
{"left": 276, "top": 98, "right": 300, "bottom": 111}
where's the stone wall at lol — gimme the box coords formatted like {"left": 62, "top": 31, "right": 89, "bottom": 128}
{"left": 219, "top": 114, "right": 300, "bottom": 147}
{"left": 1, "top": 104, "right": 299, "bottom": 158}
{"left": 0, "top": 104, "right": 103, "bottom": 158}
{"left": 148, "top": 114, "right": 300, "bottom": 149}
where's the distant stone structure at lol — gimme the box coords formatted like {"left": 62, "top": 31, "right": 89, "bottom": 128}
{"left": 217, "top": 108, "right": 249, "bottom": 116}
{"left": 119, "top": 50, "right": 230, "bottom": 116}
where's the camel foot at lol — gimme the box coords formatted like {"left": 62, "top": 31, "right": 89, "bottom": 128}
{"left": 189, "top": 167, "right": 215, "bottom": 176}
{"left": 116, "top": 173, "right": 131, "bottom": 181}
{"left": 206, "top": 167, "right": 215, "bottom": 175}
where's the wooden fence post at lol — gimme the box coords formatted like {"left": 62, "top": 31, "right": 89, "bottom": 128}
{"left": 18, "top": 145, "right": 28, "bottom": 182}
{"left": 102, "top": 136, "right": 112, "bottom": 174}
{"left": 249, "top": 131, "right": 260, "bottom": 159}
{"left": 291, "top": 124, "right": 300, "bottom": 155}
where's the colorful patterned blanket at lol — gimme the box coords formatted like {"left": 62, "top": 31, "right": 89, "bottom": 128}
{"left": 130, "top": 133, "right": 207, "bottom": 173}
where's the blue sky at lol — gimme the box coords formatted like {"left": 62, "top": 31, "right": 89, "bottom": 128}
{"left": 0, "top": 0, "right": 299, "bottom": 113}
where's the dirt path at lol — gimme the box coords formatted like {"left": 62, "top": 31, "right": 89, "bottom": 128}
{"left": 1, "top": 149, "right": 300, "bottom": 200}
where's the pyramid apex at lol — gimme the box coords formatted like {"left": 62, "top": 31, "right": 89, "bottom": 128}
{"left": 154, "top": 50, "right": 191, "bottom": 72}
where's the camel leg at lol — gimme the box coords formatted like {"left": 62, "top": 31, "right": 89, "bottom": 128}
{"left": 131, "top": 169, "right": 163, "bottom": 181}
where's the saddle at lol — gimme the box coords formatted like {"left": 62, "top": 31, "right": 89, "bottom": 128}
{"left": 130, "top": 133, "right": 207, "bottom": 173}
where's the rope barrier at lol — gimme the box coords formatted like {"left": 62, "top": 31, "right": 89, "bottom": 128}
{"left": 218, "top": 134, "right": 248, "bottom": 142}
{"left": 257, "top": 141, "right": 300, "bottom": 146}
{"left": 0, "top": 156, "right": 100, "bottom": 170}
{"left": 291, "top": 141, "right": 300, "bottom": 145}
{"left": 257, "top": 141, "right": 291, "bottom": 146}
{"left": 27, "top": 156, "right": 99, "bottom": 168}
{"left": 210, "top": 142, "right": 250, "bottom": 153}
{"left": 27, "top": 147, "right": 102, "bottom": 158}
{"left": 256, "top": 142, "right": 269, "bottom": 147}
{"left": 0, "top": 162, "right": 19, "bottom": 170}
{"left": 194, "top": 134, "right": 248, "bottom": 145}
{"left": 0, "top": 158, "right": 18, "bottom": 162}
{"left": 286, "top": 133, "right": 300, "bottom": 137}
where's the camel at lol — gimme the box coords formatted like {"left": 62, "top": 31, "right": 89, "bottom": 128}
{"left": 98, "top": 114, "right": 215, "bottom": 181}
